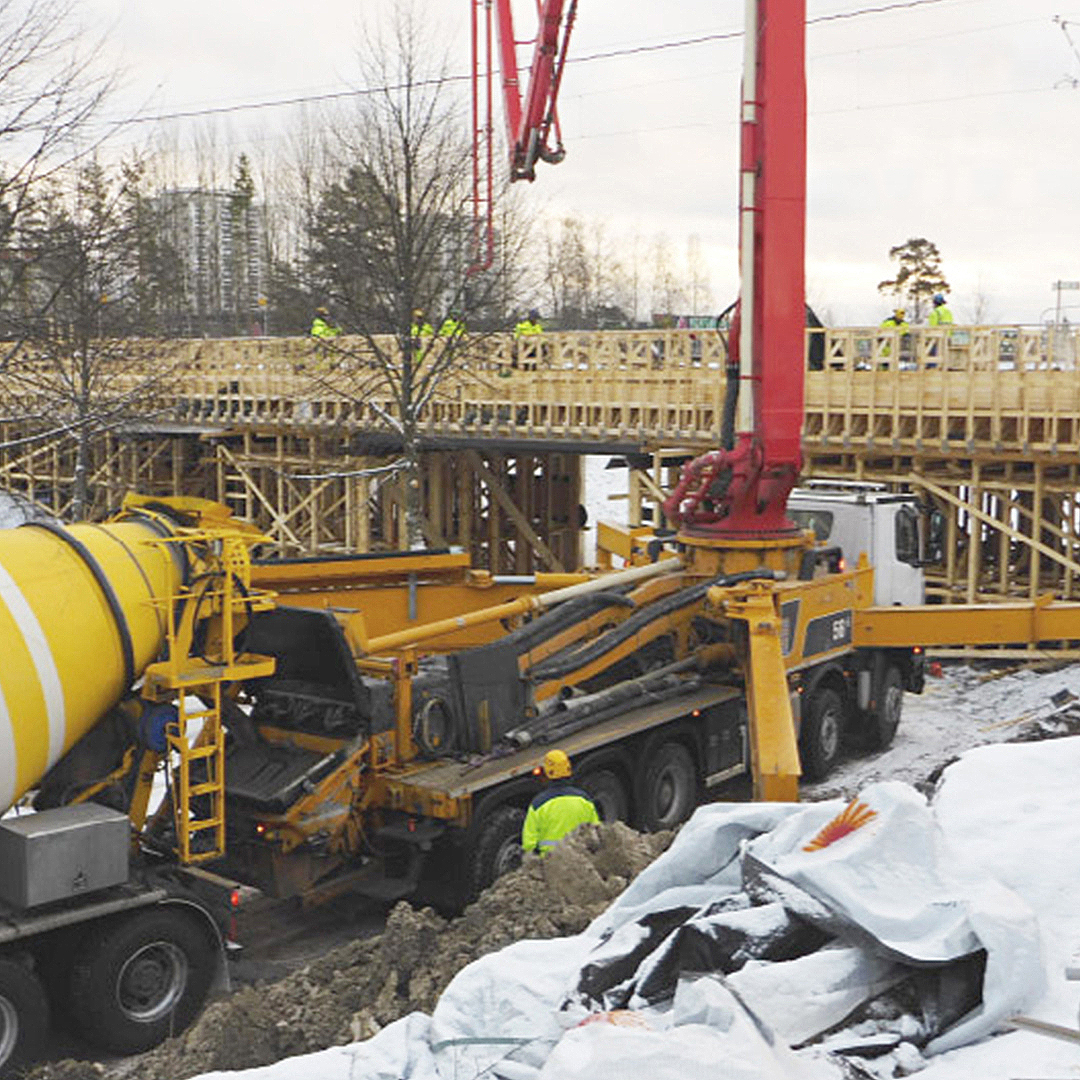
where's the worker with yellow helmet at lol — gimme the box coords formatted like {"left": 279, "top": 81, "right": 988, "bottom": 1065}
{"left": 521, "top": 749, "right": 599, "bottom": 856}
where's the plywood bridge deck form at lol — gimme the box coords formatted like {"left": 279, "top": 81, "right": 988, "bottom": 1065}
{"left": 2, "top": 326, "right": 1080, "bottom": 605}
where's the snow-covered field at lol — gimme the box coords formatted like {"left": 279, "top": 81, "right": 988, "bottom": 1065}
{"left": 807, "top": 662, "right": 1080, "bottom": 799}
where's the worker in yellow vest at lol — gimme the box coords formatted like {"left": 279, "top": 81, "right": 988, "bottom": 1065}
{"left": 521, "top": 750, "right": 599, "bottom": 856}
{"left": 878, "top": 307, "right": 909, "bottom": 363}
{"left": 514, "top": 308, "right": 543, "bottom": 338}
{"left": 513, "top": 308, "right": 544, "bottom": 372}
{"left": 928, "top": 294, "right": 953, "bottom": 326}
{"left": 310, "top": 306, "right": 341, "bottom": 339}
{"left": 438, "top": 311, "right": 466, "bottom": 338}
{"left": 411, "top": 309, "right": 434, "bottom": 339}
{"left": 880, "top": 307, "right": 909, "bottom": 333}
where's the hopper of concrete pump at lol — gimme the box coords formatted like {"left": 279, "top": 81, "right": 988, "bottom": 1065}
{"left": 447, "top": 639, "right": 526, "bottom": 753}
{"left": 0, "top": 515, "right": 184, "bottom": 813}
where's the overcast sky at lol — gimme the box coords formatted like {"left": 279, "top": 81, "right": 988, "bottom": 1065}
{"left": 76, "top": 0, "right": 1080, "bottom": 324}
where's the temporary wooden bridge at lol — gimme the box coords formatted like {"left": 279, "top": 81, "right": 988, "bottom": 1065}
{"left": 2, "top": 324, "right": 1079, "bottom": 605}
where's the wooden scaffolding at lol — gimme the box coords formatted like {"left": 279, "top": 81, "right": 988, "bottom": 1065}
{"left": 1, "top": 325, "right": 1079, "bottom": 598}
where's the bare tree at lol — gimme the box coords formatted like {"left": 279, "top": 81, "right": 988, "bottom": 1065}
{"left": 650, "top": 234, "right": 686, "bottom": 321}
{"left": 0, "top": 0, "right": 112, "bottom": 261}
{"left": 541, "top": 215, "right": 634, "bottom": 328}
{"left": 685, "top": 235, "right": 713, "bottom": 316}
{"left": 299, "top": 1, "right": 531, "bottom": 547}
{"left": 0, "top": 158, "right": 183, "bottom": 518}
{"left": 967, "top": 281, "right": 995, "bottom": 325}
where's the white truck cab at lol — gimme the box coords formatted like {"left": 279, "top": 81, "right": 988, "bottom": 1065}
{"left": 788, "top": 482, "right": 925, "bottom": 607}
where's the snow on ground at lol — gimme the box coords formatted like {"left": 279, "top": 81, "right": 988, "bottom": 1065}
{"left": 806, "top": 661, "right": 1080, "bottom": 800}
{"left": 583, "top": 455, "right": 630, "bottom": 564}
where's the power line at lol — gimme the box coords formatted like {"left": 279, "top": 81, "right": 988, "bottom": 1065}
{"left": 96, "top": 0, "right": 972, "bottom": 129}
{"left": 568, "top": 14, "right": 1043, "bottom": 105}
{"left": 808, "top": 0, "right": 971, "bottom": 26}
{"left": 574, "top": 83, "right": 1050, "bottom": 140}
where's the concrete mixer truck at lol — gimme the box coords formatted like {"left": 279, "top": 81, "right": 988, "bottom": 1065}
{"left": 5, "top": 480, "right": 1080, "bottom": 1075}
{"left": 0, "top": 493, "right": 279, "bottom": 1071}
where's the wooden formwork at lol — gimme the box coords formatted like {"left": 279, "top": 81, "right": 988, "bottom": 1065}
{"left": 1, "top": 326, "right": 1079, "bottom": 597}
{"left": 0, "top": 420, "right": 583, "bottom": 571}
{"left": 0, "top": 424, "right": 213, "bottom": 519}
{"left": 208, "top": 432, "right": 582, "bottom": 571}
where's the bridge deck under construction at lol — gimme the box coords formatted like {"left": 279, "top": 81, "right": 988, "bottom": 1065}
{"left": 2, "top": 325, "right": 1079, "bottom": 607}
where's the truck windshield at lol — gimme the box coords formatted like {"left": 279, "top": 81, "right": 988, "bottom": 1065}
{"left": 789, "top": 509, "right": 833, "bottom": 542}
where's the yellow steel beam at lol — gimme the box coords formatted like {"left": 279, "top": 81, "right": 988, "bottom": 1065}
{"left": 250, "top": 550, "right": 473, "bottom": 590}
{"left": 716, "top": 583, "right": 802, "bottom": 802}
{"left": 855, "top": 598, "right": 1080, "bottom": 647}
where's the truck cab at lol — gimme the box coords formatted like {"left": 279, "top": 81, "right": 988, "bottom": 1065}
{"left": 788, "top": 483, "right": 925, "bottom": 607}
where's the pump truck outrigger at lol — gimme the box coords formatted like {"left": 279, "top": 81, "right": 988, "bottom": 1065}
{"left": 4, "top": 0, "right": 1080, "bottom": 1072}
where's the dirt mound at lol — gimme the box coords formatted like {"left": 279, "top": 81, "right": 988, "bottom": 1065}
{"left": 29, "top": 822, "right": 670, "bottom": 1080}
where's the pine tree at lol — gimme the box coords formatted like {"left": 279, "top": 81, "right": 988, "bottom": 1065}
{"left": 877, "top": 238, "right": 949, "bottom": 324}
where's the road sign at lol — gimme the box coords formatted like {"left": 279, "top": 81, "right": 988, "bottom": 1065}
{"left": 1053, "top": 281, "right": 1080, "bottom": 290}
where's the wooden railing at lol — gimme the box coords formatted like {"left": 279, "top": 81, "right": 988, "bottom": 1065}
{"left": 2, "top": 326, "right": 1079, "bottom": 451}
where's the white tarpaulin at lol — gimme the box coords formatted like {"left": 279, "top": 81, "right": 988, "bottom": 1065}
{"left": 194, "top": 780, "right": 1045, "bottom": 1079}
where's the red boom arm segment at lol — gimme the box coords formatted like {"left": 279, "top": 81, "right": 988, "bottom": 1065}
{"left": 491, "top": 0, "right": 577, "bottom": 182}
{"left": 664, "top": 0, "right": 806, "bottom": 537}
{"left": 471, "top": 0, "right": 576, "bottom": 272}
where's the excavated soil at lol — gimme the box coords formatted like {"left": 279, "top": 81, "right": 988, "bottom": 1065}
{"left": 29, "top": 822, "right": 671, "bottom": 1080}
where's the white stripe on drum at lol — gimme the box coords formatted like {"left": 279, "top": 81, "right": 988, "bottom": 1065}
{"left": 0, "top": 560, "right": 66, "bottom": 767}
{"left": 0, "top": 682, "right": 18, "bottom": 810}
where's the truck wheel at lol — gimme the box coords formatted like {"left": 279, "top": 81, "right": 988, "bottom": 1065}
{"left": 0, "top": 958, "right": 48, "bottom": 1072}
{"left": 469, "top": 806, "right": 525, "bottom": 896}
{"left": 864, "top": 665, "right": 904, "bottom": 751}
{"left": 800, "top": 687, "right": 845, "bottom": 781}
{"left": 637, "top": 741, "right": 696, "bottom": 831}
{"left": 578, "top": 768, "right": 630, "bottom": 822}
{"left": 69, "top": 908, "right": 215, "bottom": 1054}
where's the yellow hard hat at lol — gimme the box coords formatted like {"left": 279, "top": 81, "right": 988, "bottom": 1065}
{"left": 894, "top": 308, "right": 906, "bottom": 319}
{"left": 542, "top": 749, "right": 572, "bottom": 779}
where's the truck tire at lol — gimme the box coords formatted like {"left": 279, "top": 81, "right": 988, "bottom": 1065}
{"left": 578, "top": 768, "right": 630, "bottom": 823}
{"left": 469, "top": 806, "right": 525, "bottom": 896}
{"left": 69, "top": 908, "right": 215, "bottom": 1055}
{"left": 0, "top": 958, "right": 48, "bottom": 1073}
{"left": 800, "top": 686, "right": 845, "bottom": 781}
{"left": 636, "top": 741, "right": 696, "bottom": 831}
{"left": 864, "top": 665, "right": 904, "bottom": 751}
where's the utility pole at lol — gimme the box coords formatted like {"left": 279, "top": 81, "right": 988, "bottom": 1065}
{"left": 1051, "top": 280, "right": 1079, "bottom": 366}
{"left": 1052, "top": 280, "right": 1080, "bottom": 329}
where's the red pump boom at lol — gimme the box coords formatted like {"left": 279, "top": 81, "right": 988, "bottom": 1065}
{"left": 664, "top": 0, "right": 807, "bottom": 537}
{"left": 474, "top": 0, "right": 808, "bottom": 542}
{"left": 469, "top": 0, "right": 577, "bottom": 273}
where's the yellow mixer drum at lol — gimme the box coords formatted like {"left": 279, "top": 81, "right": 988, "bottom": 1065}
{"left": 0, "top": 512, "right": 184, "bottom": 811}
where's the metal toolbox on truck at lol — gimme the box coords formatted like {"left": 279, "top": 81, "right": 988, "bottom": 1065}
{"left": 0, "top": 803, "right": 129, "bottom": 909}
